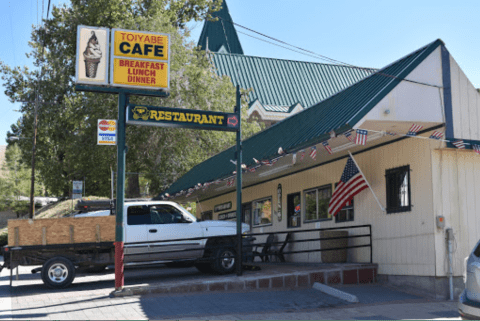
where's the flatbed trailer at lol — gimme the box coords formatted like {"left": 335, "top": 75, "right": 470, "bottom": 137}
{"left": 1, "top": 200, "right": 252, "bottom": 288}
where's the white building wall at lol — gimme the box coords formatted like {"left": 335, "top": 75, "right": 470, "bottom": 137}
{"left": 432, "top": 149, "right": 480, "bottom": 277}
{"left": 356, "top": 47, "right": 444, "bottom": 126}
{"left": 449, "top": 55, "right": 480, "bottom": 140}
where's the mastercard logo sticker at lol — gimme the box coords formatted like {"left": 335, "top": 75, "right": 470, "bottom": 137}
{"left": 99, "top": 120, "right": 116, "bottom": 131}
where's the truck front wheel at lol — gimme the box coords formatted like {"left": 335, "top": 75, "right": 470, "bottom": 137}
{"left": 41, "top": 257, "right": 76, "bottom": 289}
{"left": 212, "top": 247, "right": 236, "bottom": 274}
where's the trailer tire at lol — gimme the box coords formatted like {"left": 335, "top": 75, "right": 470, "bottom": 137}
{"left": 41, "top": 257, "right": 76, "bottom": 289}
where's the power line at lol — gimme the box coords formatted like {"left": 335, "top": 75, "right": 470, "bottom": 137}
{"left": 217, "top": 16, "right": 347, "bottom": 66}
{"left": 236, "top": 30, "right": 354, "bottom": 66}
{"left": 217, "top": 16, "right": 442, "bottom": 89}
{"left": 47, "top": 0, "right": 51, "bottom": 19}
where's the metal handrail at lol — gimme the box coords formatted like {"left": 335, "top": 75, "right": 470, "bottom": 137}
{"left": 122, "top": 224, "right": 373, "bottom": 264}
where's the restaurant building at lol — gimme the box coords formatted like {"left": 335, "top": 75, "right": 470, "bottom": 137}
{"left": 161, "top": 34, "right": 480, "bottom": 299}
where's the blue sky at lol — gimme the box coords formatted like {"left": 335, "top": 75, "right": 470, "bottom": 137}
{"left": 1, "top": 0, "right": 479, "bottom": 143}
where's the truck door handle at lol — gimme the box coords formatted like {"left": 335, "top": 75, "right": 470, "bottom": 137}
{"left": 149, "top": 229, "right": 157, "bottom": 233}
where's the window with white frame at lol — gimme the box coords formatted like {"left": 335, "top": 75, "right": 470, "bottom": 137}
{"left": 252, "top": 197, "right": 272, "bottom": 226}
{"left": 304, "top": 184, "right": 332, "bottom": 222}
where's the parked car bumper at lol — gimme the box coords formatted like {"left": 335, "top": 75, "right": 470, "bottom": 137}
{"left": 459, "top": 290, "right": 480, "bottom": 320}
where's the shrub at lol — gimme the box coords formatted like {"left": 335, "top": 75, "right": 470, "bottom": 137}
{"left": 0, "top": 232, "right": 8, "bottom": 247}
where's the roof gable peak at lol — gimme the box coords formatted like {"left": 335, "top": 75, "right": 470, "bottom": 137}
{"left": 198, "top": 0, "right": 244, "bottom": 55}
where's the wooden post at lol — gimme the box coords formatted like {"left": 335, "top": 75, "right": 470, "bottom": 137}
{"left": 42, "top": 227, "right": 46, "bottom": 245}
{"left": 14, "top": 227, "right": 19, "bottom": 246}
{"left": 96, "top": 224, "right": 101, "bottom": 242}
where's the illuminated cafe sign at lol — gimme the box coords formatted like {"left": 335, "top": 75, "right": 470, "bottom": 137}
{"left": 218, "top": 211, "right": 236, "bottom": 220}
{"left": 126, "top": 105, "right": 240, "bottom": 132}
{"left": 214, "top": 202, "right": 232, "bottom": 213}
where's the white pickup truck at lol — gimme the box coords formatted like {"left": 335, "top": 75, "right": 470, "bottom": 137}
{"left": 1, "top": 200, "right": 251, "bottom": 288}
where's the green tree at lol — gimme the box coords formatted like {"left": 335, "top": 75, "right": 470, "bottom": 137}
{"left": 1, "top": 0, "right": 262, "bottom": 199}
{"left": 0, "top": 144, "right": 42, "bottom": 217}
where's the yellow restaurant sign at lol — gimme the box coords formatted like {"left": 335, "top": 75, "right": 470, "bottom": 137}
{"left": 110, "top": 28, "right": 170, "bottom": 90}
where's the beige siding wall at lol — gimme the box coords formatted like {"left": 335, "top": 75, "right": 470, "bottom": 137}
{"left": 432, "top": 149, "right": 480, "bottom": 277}
{"left": 197, "top": 138, "right": 442, "bottom": 276}
{"left": 450, "top": 55, "right": 480, "bottom": 140}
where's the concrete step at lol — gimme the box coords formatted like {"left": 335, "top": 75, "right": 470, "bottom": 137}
{"left": 112, "top": 262, "right": 378, "bottom": 297}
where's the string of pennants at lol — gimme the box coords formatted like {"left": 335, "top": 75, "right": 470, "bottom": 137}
{"left": 161, "top": 123, "right": 480, "bottom": 200}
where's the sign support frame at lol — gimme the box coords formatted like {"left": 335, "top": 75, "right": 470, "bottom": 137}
{"left": 235, "top": 85, "right": 243, "bottom": 277}
{"left": 75, "top": 83, "right": 244, "bottom": 289}
{"left": 74, "top": 26, "right": 243, "bottom": 290}
{"left": 114, "top": 92, "right": 128, "bottom": 291}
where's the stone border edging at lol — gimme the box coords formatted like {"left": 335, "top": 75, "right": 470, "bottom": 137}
{"left": 111, "top": 264, "right": 377, "bottom": 297}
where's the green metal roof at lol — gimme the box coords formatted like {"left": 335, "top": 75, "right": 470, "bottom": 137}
{"left": 210, "top": 53, "right": 375, "bottom": 109}
{"left": 161, "top": 39, "right": 443, "bottom": 198}
{"left": 197, "top": 1, "right": 244, "bottom": 54}
{"left": 262, "top": 103, "right": 300, "bottom": 113}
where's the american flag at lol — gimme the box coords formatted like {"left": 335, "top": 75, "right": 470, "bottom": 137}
{"left": 299, "top": 149, "right": 306, "bottom": 161}
{"left": 406, "top": 124, "right": 423, "bottom": 136}
{"left": 248, "top": 166, "right": 257, "bottom": 173}
{"left": 309, "top": 146, "right": 317, "bottom": 159}
{"left": 328, "top": 156, "right": 369, "bottom": 217}
{"left": 355, "top": 129, "right": 368, "bottom": 145}
{"left": 344, "top": 131, "right": 355, "bottom": 142}
{"left": 452, "top": 140, "right": 465, "bottom": 149}
{"left": 227, "top": 178, "right": 235, "bottom": 187}
{"left": 473, "top": 144, "right": 480, "bottom": 155}
{"left": 322, "top": 141, "right": 333, "bottom": 154}
{"left": 429, "top": 131, "right": 443, "bottom": 140}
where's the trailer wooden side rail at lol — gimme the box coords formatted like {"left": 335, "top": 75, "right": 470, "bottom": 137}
{"left": 7, "top": 216, "right": 116, "bottom": 246}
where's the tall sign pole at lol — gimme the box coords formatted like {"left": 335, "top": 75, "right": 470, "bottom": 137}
{"left": 235, "top": 85, "right": 243, "bottom": 276}
{"left": 114, "top": 92, "right": 128, "bottom": 291}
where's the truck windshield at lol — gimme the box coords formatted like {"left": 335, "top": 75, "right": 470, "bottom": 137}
{"left": 127, "top": 204, "right": 196, "bottom": 225}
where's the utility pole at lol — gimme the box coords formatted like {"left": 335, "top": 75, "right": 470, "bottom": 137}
{"left": 28, "top": 88, "right": 39, "bottom": 219}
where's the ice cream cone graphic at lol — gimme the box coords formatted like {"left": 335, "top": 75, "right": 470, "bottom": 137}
{"left": 83, "top": 31, "right": 102, "bottom": 78}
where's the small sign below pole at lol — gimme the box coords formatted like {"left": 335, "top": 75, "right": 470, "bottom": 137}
{"left": 72, "top": 181, "right": 83, "bottom": 199}
{"left": 98, "top": 119, "right": 117, "bottom": 145}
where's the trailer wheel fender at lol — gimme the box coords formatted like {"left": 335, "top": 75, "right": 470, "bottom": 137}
{"left": 41, "top": 257, "right": 76, "bottom": 289}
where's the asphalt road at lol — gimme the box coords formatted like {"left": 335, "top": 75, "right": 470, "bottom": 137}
{"left": 0, "top": 258, "right": 461, "bottom": 320}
